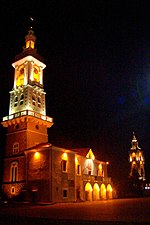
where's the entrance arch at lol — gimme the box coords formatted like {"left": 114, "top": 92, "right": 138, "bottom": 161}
{"left": 85, "top": 182, "right": 92, "bottom": 201}
{"left": 93, "top": 183, "right": 100, "bottom": 200}
{"left": 106, "top": 184, "right": 112, "bottom": 199}
{"left": 100, "top": 183, "right": 106, "bottom": 199}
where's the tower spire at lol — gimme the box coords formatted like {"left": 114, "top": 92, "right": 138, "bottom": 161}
{"left": 25, "top": 28, "right": 36, "bottom": 49}
{"left": 131, "top": 131, "right": 140, "bottom": 150}
{"left": 133, "top": 131, "right": 136, "bottom": 140}
{"left": 129, "top": 132, "right": 146, "bottom": 190}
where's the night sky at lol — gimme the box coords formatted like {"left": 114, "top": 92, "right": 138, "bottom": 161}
{"left": 0, "top": 1, "right": 149, "bottom": 186}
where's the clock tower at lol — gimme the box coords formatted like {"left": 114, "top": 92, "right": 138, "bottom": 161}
{"left": 129, "top": 132, "right": 145, "bottom": 184}
{"left": 2, "top": 29, "right": 53, "bottom": 198}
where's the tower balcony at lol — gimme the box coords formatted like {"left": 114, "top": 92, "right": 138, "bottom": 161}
{"left": 2, "top": 110, "right": 53, "bottom": 128}
{"left": 82, "top": 174, "right": 111, "bottom": 184}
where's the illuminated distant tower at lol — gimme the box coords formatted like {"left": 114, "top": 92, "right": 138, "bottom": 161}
{"left": 129, "top": 132, "right": 145, "bottom": 182}
{"left": 1, "top": 28, "right": 53, "bottom": 197}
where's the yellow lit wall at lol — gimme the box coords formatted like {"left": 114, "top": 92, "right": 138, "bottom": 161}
{"left": 62, "top": 152, "right": 68, "bottom": 160}
{"left": 34, "top": 151, "right": 40, "bottom": 160}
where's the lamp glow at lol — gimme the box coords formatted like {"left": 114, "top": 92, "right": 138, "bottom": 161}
{"left": 34, "top": 151, "right": 40, "bottom": 159}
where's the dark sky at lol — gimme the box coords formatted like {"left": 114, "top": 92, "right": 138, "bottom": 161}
{"left": 0, "top": 1, "right": 149, "bottom": 184}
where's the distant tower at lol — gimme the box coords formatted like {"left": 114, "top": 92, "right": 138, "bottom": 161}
{"left": 1, "top": 28, "right": 53, "bottom": 198}
{"left": 129, "top": 132, "right": 145, "bottom": 181}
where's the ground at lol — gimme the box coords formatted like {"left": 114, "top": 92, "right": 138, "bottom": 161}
{"left": 0, "top": 197, "right": 150, "bottom": 224}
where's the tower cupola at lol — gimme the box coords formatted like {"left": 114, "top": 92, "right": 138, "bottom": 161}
{"left": 25, "top": 28, "right": 36, "bottom": 49}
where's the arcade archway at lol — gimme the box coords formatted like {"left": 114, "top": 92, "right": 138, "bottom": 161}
{"left": 93, "top": 183, "right": 100, "bottom": 200}
{"left": 106, "top": 184, "right": 112, "bottom": 199}
{"left": 100, "top": 183, "right": 106, "bottom": 199}
{"left": 85, "top": 182, "right": 92, "bottom": 201}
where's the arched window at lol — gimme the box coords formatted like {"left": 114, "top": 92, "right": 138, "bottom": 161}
{"left": 32, "top": 95, "right": 36, "bottom": 105}
{"left": 11, "top": 186, "right": 15, "bottom": 194}
{"left": 10, "top": 162, "right": 18, "bottom": 182}
{"left": 20, "top": 93, "right": 24, "bottom": 105}
{"left": 38, "top": 97, "right": 41, "bottom": 108}
{"left": 13, "top": 142, "right": 19, "bottom": 154}
{"left": 14, "top": 96, "right": 18, "bottom": 107}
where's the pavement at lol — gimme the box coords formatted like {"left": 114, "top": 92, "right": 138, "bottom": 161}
{"left": 0, "top": 197, "right": 150, "bottom": 224}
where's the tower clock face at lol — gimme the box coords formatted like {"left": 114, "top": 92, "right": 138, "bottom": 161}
{"left": 16, "top": 65, "right": 24, "bottom": 86}
{"left": 33, "top": 65, "right": 40, "bottom": 82}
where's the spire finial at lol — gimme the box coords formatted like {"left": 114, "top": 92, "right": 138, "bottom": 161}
{"left": 29, "top": 16, "right": 34, "bottom": 30}
{"left": 25, "top": 18, "right": 36, "bottom": 50}
{"left": 133, "top": 131, "right": 136, "bottom": 139}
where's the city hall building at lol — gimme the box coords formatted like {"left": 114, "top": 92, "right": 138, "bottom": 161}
{"left": 1, "top": 29, "right": 113, "bottom": 202}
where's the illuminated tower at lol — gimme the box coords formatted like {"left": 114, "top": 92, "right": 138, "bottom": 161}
{"left": 129, "top": 132, "right": 145, "bottom": 181}
{"left": 1, "top": 29, "right": 53, "bottom": 198}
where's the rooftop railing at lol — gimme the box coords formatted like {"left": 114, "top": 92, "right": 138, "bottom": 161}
{"left": 2, "top": 110, "right": 53, "bottom": 123}
{"left": 82, "top": 174, "right": 111, "bottom": 183}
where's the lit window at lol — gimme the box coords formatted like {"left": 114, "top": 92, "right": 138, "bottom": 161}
{"left": 10, "top": 162, "right": 18, "bottom": 182}
{"left": 33, "top": 66, "right": 40, "bottom": 82}
{"left": 87, "top": 159, "right": 92, "bottom": 175}
{"left": 98, "top": 164, "right": 103, "bottom": 176}
{"left": 77, "top": 164, "right": 81, "bottom": 175}
{"left": 62, "top": 160, "right": 67, "bottom": 172}
{"left": 13, "top": 142, "right": 19, "bottom": 154}
{"left": 63, "top": 189, "right": 68, "bottom": 198}
{"left": 26, "top": 40, "right": 34, "bottom": 49}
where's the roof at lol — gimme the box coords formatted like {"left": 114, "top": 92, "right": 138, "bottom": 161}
{"left": 14, "top": 48, "right": 44, "bottom": 63}
{"left": 24, "top": 142, "right": 52, "bottom": 152}
{"left": 13, "top": 29, "right": 44, "bottom": 63}
{"left": 71, "top": 148, "right": 92, "bottom": 157}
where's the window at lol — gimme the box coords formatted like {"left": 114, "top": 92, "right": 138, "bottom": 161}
{"left": 63, "top": 189, "right": 68, "bottom": 198}
{"left": 88, "top": 171, "right": 92, "bottom": 175}
{"left": 62, "top": 160, "right": 67, "bottom": 172}
{"left": 20, "top": 93, "right": 24, "bottom": 105}
{"left": 98, "top": 164, "right": 103, "bottom": 176}
{"left": 77, "top": 164, "right": 81, "bottom": 175}
{"left": 35, "top": 125, "right": 39, "bottom": 130}
{"left": 11, "top": 186, "right": 15, "bottom": 194}
{"left": 13, "top": 142, "right": 19, "bottom": 154}
{"left": 38, "top": 97, "right": 41, "bottom": 108}
{"left": 15, "top": 124, "right": 19, "bottom": 129}
{"left": 32, "top": 95, "right": 36, "bottom": 105}
{"left": 10, "top": 162, "right": 18, "bottom": 182}
{"left": 87, "top": 159, "right": 92, "bottom": 175}
{"left": 14, "top": 96, "right": 18, "bottom": 107}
